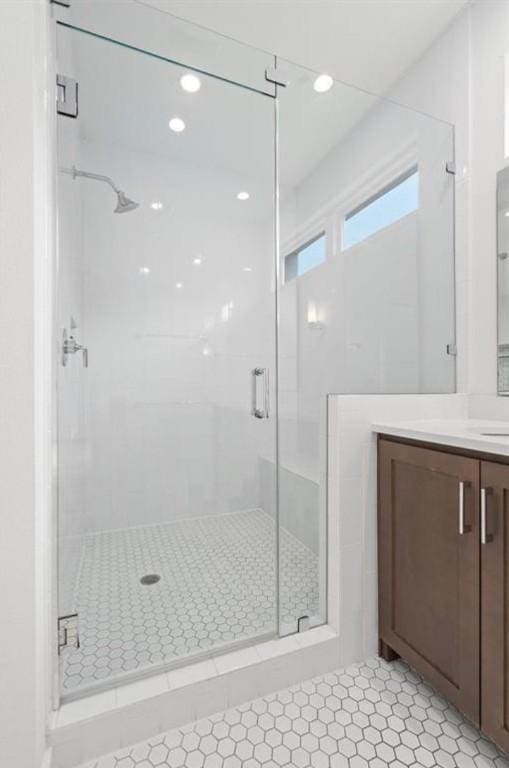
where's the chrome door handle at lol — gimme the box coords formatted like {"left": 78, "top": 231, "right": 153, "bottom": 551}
{"left": 251, "top": 367, "right": 269, "bottom": 419}
{"left": 481, "top": 487, "right": 493, "bottom": 544}
{"left": 458, "top": 480, "right": 471, "bottom": 534}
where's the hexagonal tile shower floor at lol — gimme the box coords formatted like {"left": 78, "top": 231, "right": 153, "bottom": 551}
{"left": 60, "top": 509, "right": 319, "bottom": 692}
{"left": 80, "top": 656, "right": 509, "bottom": 768}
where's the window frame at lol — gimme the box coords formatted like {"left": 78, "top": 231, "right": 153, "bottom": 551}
{"left": 284, "top": 230, "right": 327, "bottom": 284}
{"left": 280, "top": 153, "right": 419, "bottom": 289}
{"left": 342, "top": 165, "right": 419, "bottom": 251}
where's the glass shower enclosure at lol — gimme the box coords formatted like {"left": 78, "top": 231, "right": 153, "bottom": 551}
{"left": 54, "top": 0, "right": 455, "bottom": 701}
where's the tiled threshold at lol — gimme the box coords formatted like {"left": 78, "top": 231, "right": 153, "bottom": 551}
{"left": 49, "top": 626, "right": 340, "bottom": 768}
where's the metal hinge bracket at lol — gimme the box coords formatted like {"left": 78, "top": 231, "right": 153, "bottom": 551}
{"left": 58, "top": 613, "right": 80, "bottom": 654}
{"left": 445, "top": 161, "right": 456, "bottom": 175}
{"left": 57, "top": 74, "right": 78, "bottom": 118}
{"left": 297, "top": 615, "right": 310, "bottom": 633}
{"left": 446, "top": 343, "right": 457, "bottom": 356}
{"left": 265, "top": 67, "right": 289, "bottom": 88}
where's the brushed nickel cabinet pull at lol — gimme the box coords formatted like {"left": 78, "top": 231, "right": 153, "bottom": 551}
{"left": 458, "top": 480, "right": 471, "bottom": 534}
{"left": 481, "top": 487, "right": 493, "bottom": 544}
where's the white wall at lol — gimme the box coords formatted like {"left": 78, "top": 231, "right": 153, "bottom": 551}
{"left": 468, "top": 0, "right": 509, "bottom": 396}
{"left": 388, "top": 0, "right": 509, "bottom": 403}
{"left": 55, "top": 33, "right": 87, "bottom": 600}
{"left": 0, "top": 2, "right": 52, "bottom": 767}
{"left": 157, "top": 0, "right": 468, "bottom": 97}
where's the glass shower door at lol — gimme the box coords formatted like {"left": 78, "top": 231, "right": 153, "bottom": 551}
{"left": 56, "top": 22, "right": 277, "bottom": 696}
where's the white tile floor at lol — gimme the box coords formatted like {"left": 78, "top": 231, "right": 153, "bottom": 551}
{"left": 80, "top": 656, "right": 509, "bottom": 768}
{"left": 60, "top": 509, "right": 319, "bottom": 692}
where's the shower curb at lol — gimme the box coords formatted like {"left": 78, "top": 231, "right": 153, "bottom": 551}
{"left": 49, "top": 627, "right": 340, "bottom": 768}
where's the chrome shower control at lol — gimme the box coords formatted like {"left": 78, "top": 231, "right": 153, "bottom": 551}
{"left": 62, "top": 328, "right": 88, "bottom": 368}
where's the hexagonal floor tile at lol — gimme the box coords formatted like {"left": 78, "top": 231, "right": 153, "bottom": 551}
{"left": 61, "top": 509, "right": 319, "bottom": 693}
{"left": 81, "top": 657, "right": 509, "bottom": 768}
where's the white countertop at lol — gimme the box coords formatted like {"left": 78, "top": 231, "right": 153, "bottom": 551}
{"left": 372, "top": 418, "right": 509, "bottom": 457}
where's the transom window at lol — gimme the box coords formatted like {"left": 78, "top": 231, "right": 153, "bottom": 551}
{"left": 343, "top": 167, "right": 419, "bottom": 250}
{"left": 284, "top": 232, "right": 326, "bottom": 282}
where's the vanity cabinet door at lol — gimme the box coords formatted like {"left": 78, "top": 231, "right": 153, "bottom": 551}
{"left": 481, "top": 461, "right": 509, "bottom": 752}
{"left": 379, "top": 439, "right": 480, "bottom": 724}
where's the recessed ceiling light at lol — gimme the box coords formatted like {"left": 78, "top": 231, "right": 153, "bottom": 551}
{"left": 169, "top": 117, "right": 186, "bottom": 133}
{"left": 193, "top": 257, "right": 202, "bottom": 265}
{"left": 243, "top": 267, "right": 253, "bottom": 272}
{"left": 180, "top": 73, "right": 201, "bottom": 93}
{"left": 151, "top": 201, "right": 163, "bottom": 211}
{"left": 176, "top": 282, "right": 183, "bottom": 289}
{"left": 313, "top": 74, "right": 333, "bottom": 93}
{"left": 139, "top": 266, "right": 151, "bottom": 274}
{"left": 505, "top": 211, "right": 509, "bottom": 218}
{"left": 237, "top": 191, "right": 250, "bottom": 201}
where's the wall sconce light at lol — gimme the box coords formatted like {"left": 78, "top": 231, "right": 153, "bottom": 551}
{"left": 221, "top": 301, "right": 234, "bottom": 322}
{"left": 307, "top": 301, "right": 325, "bottom": 330}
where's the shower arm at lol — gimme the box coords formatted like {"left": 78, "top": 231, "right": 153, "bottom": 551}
{"left": 60, "top": 165, "right": 121, "bottom": 194}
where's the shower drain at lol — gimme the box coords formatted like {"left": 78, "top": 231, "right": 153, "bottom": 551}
{"left": 140, "top": 573, "right": 160, "bottom": 585}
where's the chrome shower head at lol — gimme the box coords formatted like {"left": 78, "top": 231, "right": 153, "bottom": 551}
{"left": 60, "top": 165, "right": 140, "bottom": 215}
{"left": 114, "top": 191, "right": 139, "bottom": 214}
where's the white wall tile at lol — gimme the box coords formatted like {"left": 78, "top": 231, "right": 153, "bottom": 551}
{"left": 255, "top": 635, "right": 300, "bottom": 660}
{"left": 116, "top": 675, "right": 169, "bottom": 707}
{"left": 214, "top": 647, "right": 261, "bottom": 675}
{"left": 167, "top": 659, "right": 217, "bottom": 690}
{"left": 57, "top": 690, "right": 117, "bottom": 727}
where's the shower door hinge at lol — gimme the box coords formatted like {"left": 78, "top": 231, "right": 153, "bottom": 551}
{"left": 56, "top": 74, "right": 78, "bottom": 118}
{"left": 265, "top": 67, "right": 289, "bottom": 87}
{"left": 445, "top": 161, "right": 456, "bottom": 175}
{"left": 447, "top": 342, "right": 457, "bottom": 356}
{"left": 297, "top": 615, "right": 311, "bottom": 632}
{"left": 58, "top": 613, "right": 80, "bottom": 654}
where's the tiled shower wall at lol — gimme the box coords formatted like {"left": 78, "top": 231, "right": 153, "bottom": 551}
{"left": 259, "top": 457, "right": 319, "bottom": 554}
{"left": 57, "top": 137, "right": 275, "bottom": 537}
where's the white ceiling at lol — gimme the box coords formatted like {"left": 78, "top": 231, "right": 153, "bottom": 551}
{"left": 68, "top": 25, "right": 370, "bottom": 191}
{"left": 59, "top": 0, "right": 467, "bottom": 220}
{"left": 142, "top": 0, "right": 469, "bottom": 96}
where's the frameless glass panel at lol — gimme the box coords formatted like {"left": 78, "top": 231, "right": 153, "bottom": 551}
{"left": 54, "top": 0, "right": 275, "bottom": 96}
{"left": 56, "top": 23, "right": 277, "bottom": 697}
{"left": 277, "top": 60, "right": 455, "bottom": 636}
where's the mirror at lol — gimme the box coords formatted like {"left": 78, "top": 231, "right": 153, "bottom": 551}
{"left": 498, "top": 166, "right": 509, "bottom": 394}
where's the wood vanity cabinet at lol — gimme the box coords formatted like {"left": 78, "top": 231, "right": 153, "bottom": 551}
{"left": 480, "top": 460, "right": 509, "bottom": 752}
{"left": 378, "top": 436, "right": 509, "bottom": 751}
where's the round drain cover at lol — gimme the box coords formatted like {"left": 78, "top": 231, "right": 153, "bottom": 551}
{"left": 140, "top": 573, "right": 160, "bottom": 585}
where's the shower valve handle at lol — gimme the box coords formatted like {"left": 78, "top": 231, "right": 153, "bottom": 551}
{"left": 62, "top": 329, "right": 88, "bottom": 368}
